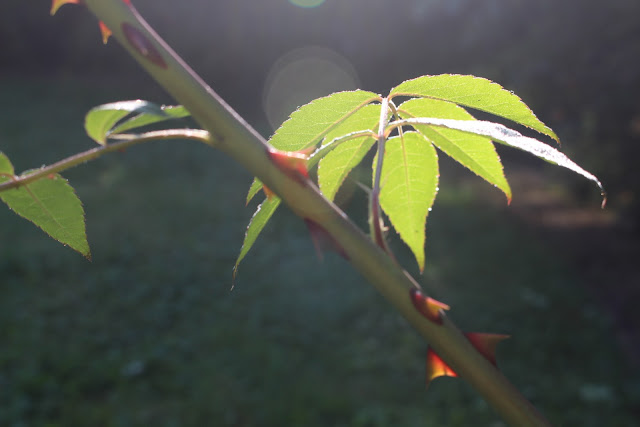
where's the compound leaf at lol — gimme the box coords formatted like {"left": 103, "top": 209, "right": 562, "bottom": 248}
{"left": 377, "top": 132, "right": 439, "bottom": 272}
{"left": 399, "top": 97, "right": 511, "bottom": 202}
{"left": 247, "top": 90, "right": 380, "bottom": 204}
{"left": 0, "top": 172, "right": 90, "bottom": 258}
{"left": 390, "top": 74, "right": 558, "bottom": 143}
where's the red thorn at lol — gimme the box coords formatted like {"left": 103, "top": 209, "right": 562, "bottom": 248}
{"left": 99, "top": 21, "right": 112, "bottom": 44}
{"left": 263, "top": 185, "right": 277, "bottom": 200}
{"left": 50, "top": 0, "right": 82, "bottom": 16}
{"left": 409, "top": 288, "right": 449, "bottom": 325}
{"left": 422, "top": 332, "right": 508, "bottom": 388}
{"left": 304, "top": 218, "right": 349, "bottom": 261}
{"left": 267, "top": 147, "right": 310, "bottom": 184}
{"left": 464, "top": 332, "right": 509, "bottom": 367}
{"left": 425, "top": 348, "right": 457, "bottom": 388}
{"left": 121, "top": 23, "right": 168, "bottom": 69}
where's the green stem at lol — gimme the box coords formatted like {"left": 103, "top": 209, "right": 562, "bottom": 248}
{"left": 82, "top": 1, "right": 549, "bottom": 425}
{"left": 369, "top": 97, "right": 393, "bottom": 252}
{"left": 0, "top": 129, "right": 210, "bottom": 192}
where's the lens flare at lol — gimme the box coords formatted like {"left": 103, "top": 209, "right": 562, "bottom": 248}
{"left": 263, "top": 46, "right": 359, "bottom": 130}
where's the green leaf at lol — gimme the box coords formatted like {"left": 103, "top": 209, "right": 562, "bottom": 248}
{"left": 269, "top": 89, "right": 380, "bottom": 151}
{"left": 317, "top": 104, "right": 380, "bottom": 201}
{"left": 0, "top": 152, "right": 14, "bottom": 175}
{"left": 398, "top": 98, "right": 511, "bottom": 202}
{"left": 246, "top": 90, "right": 380, "bottom": 204}
{"left": 85, "top": 100, "right": 167, "bottom": 145}
{"left": 110, "top": 105, "right": 190, "bottom": 135}
{"left": 0, "top": 172, "right": 90, "bottom": 258}
{"left": 234, "top": 196, "right": 282, "bottom": 277}
{"left": 390, "top": 74, "right": 559, "bottom": 143}
{"left": 394, "top": 117, "right": 605, "bottom": 200}
{"left": 246, "top": 178, "right": 265, "bottom": 205}
{"left": 377, "top": 132, "right": 439, "bottom": 272}
{"left": 318, "top": 136, "right": 376, "bottom": 201}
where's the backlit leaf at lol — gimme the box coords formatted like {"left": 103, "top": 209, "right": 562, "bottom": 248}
{"left": 318, "top": 136, "right": 376, "bottom": 202}
{"left": 85, "top": 100, "right": 167, "bottom": 145}
{"left": 269, "top": 90, "right": 380, "bottom": 152}
{"left": 0, "top": 172, "right": 90, "bottom": 258}
{"left": 390, "top": 74, "right": 558, "bottom": 143}
{"left": 393, "top": 117, "right": 605, "bottom": 202}
{"left": 246, "top": 178, "right": 265, "bottom": 204}
{"left": 377, "top": 132, "right": 439, "bottom": 272}
{"left": 398, "top": 97, "right": 511, "bottom": 202}
{"left": 0, "top": 152, "right": 14, "bottom": 175}
{"left": 247, "top": 90, "right": 380, "bottom": 204}
{"left": 234, "top": 196, "right": 281, "bottom": 277}
{"left": 109, "top": 105, "right": 190, "bottom": 135}
{"left": 317, "top": 104, "right": 380, "bottom": 201}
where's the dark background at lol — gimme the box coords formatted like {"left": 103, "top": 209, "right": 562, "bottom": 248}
{"left": 1, "top": 0, "right": 639, "bottom": 425}
{"left": 6, "top": 0, "right": 640, "bottom": 211}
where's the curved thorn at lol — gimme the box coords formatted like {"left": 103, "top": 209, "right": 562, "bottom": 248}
{"left": 465, "top": 332, "right": 510, "bottom": 367}
{"left": 409, "top": 288, "right": 450, "bottom": 325}
{"left": 99, "top": 21, "right": 112, "bottom": 44}
{"left": 425, "top": 348, "right": 458, "bottom": 388}
{"left": 304, "top": 218, "right": 349, "bottom": 261}
{"left": 267, "top": 147, "right": 311, "bottom": 184}
{"left": 50, "top": 0, "right": 83, "bottom": 16}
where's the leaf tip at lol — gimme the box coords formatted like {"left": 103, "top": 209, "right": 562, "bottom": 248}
{"left": 599, "top": 187, "right": 607, "bottom": 209}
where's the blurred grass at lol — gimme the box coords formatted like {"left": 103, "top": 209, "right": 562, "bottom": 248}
{"left": 0, "top": 78, "right": 637, "bottom": 426}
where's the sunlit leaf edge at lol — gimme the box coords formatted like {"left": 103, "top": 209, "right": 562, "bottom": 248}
{"left": 377, "top": 132, "right": 439, "bottom": 272}
{"left": 389, "top": 74, "right": 559, "bottom": 143}
{"left": 84, "top": 100, "right": 166, "bottom": 145}
{"left": 393, "top": 117, "right": 605, "bottom": 203}
{"left": 397, "top": 98, "right": 512, "bottom": 202}
{"left": 234, "top": 196, "right": 282, "bottom": 277}
{"left": 0, "top": 172, "right": 90, "bottom": 258}
{"left": 109, "top": 105, "right": 191, "bottom": 135}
